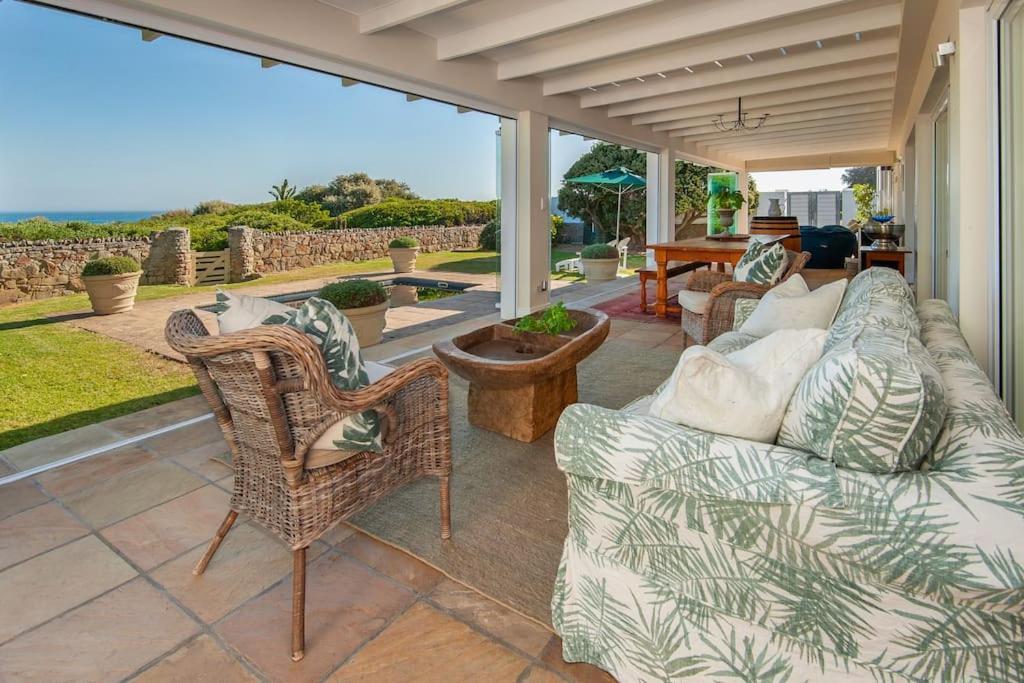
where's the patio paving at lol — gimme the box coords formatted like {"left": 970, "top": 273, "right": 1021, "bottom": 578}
{"left": 0, "top": 322, "right": 687, "bottom": 680}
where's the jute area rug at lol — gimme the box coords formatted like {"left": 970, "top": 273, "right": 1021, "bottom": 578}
{"left": 349, "top": 338, "right": 680, "bottom": 627}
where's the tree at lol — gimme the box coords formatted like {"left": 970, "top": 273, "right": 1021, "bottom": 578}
{"left": 747, "top": 174, "right": 760, "bottom": 217}
{"left": 557, "top": 143, "right": 647, "bottom": 243}
{"left": 674, "top": 162, "right": 710, "bottom": 238}
{"left": 269, "top": 179, "right": 296, "bottom": 200}
{"left": 851, "top": 183, "right": 876, "bottom": 224}
{"left": 842, "top": 166, "right": 876, "bottom": 188}
{"left": 375, "top": 178, "right": 419, "bottom": 201}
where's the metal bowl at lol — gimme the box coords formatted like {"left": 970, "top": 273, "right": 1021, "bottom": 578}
{"left": 863, "top": 222, "right": 905, "bottom": 249}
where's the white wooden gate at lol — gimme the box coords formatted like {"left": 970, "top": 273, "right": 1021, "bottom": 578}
{"left": 192, "top": 249, "right": 230, "bottom": 285}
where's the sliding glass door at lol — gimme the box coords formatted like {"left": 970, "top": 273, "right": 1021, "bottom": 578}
{"left": 933, "top": 101, "right": 951, "bottom": 304}
{"left": 1000, "top": 0, "right": 1024, "bottom": 428}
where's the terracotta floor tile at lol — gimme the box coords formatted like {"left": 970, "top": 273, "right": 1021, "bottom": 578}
{"left": 429, "top": 579, "right": 551, "bottom": 657}
{"left": 0, "top": 479, "right": 50, "bottom": 521}
{"left": 61, "top": 460, "right": 205, "bottom": 529}
{"left": 103, "top": 395, "right": 211, "bottom": 437}
{"left": 0, "top": 535, "right": 137, "bottom": 643}
{"left": 0, "top": 501, "right": 88, "bottom": 571}
{"left": 35, "top": 445, "right": 155, "bottom": 498}
{"left": 0, "top": 424, "right": 122, "bottom": 471}
{"left": 0, "top": 578, "right": 198, "bottom": 682}
{"left": 328, "top": 601, "right": 528, "bottom": 682}
{"left": 151, "top": 522, "right": 322, "bottom": 624}
{"left": 102, "top": 485, "right": 231, "bottom": 570}
{"left": 218, "top": 552, "right": 415, "bottom": 682}
{"left": 140, "top": 420, "right": 225, "bottom": 459}
{"left": 520, "top": 665, "right": 567, "bottom": 682}
{"left": 130, "top": 634, "right": 256, "bottom": 682}
{"left": 170, "top": 440, "right": 232, "bottom": 481}
{"left": 540, "top": 637, "right": 617, "bottom": 683}
{"left": 338, "top": 531, "right": 443, "bottom": 593}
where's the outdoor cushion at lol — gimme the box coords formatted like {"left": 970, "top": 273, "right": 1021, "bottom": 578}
{"left": 305, "top": 360, "right": 393, "bottom": 468}
{"left": 676, "top": 289, "right": 709, "bottom": 313}
{"left": 738, "top": 274, "right": 847, "bottom": 337}
{"left": 708, "top": 329, "right": 759, "bottom": 355}
{"left": 732, "top": 298, "right": 759, "bottom": 330}
{"left": 649, "top": 328, "right": 827, "bottom": 442}
{"left": 733, "top": 239, "right": 788, "bottom": 285}
{"left": 213, "top": 289, "right": 291, "bottom": 334}
{"left": 829, "top": 267, "right": 918, "bottom": 349}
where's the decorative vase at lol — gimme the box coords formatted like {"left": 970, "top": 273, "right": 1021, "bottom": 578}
{"left": 768, "top": 198, "right": 782, "bottom": 217}
{"left": 341, "top": 300, "right": 389, "bottom": 347}
{"left": 388, "top": 247, "right": 418, "bottom": 273}
{"left": 82, "top": 271, "right": 142, "bottom": 315}
{"left": 717, "top": 208, "right": 736, "bottom": 230}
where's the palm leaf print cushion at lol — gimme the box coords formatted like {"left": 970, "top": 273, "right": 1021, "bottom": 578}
{"left": 733, "top": 239, "right": 788, "bottom": 285}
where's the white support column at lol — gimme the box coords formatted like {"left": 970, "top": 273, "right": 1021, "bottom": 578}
{"left": 737, "top": 169, "right": 750, "bottom": 234}
{"left": 514, "top": 110, "right": 550, "bottom": 316}
{"left": 646, "top": 149, "right": 675, "bottom": 268}
{"left": 499, "top": 118, "right": 518, "bottom": 320}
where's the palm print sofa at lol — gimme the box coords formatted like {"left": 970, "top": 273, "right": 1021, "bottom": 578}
{"left": 552, "top": 268, "right": 1024, "bottom": 682}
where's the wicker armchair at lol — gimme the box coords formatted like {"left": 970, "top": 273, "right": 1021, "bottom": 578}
{"left": 164, "top": 309, "right": 451, "bottom": 662}
{"left": 678, "top": 250, "right": 811, "bottom": 345}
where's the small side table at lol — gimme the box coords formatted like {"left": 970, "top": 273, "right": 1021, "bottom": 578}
{"left": 860, "top": 245, "right": 911, "bottom": 276}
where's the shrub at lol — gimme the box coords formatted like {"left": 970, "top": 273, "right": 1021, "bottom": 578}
{"left": 193, "top": 200, "right": 236, "bottom": 215}
{"left": 82, "top": 256, "right": 140, "bottom": 276}
{"left": 551, "top": 214, "right": 565, "bottom": 244}
{"left": 341, "top": 198, "right": 496, "bottom": 229}
{"left": 478, "top": 219, "right": 499, "bottom": 251}
{"left": 319, "top": 279, "right": 388, "bottom": 309}
{"left": 581, "top": 243, "right": 618, "bottom": 259}
{"left": 263, "top": 199, "right": 330, "bottom": 225}
{"left": 389, "top": 236, "right": 419, "bottom": 248}
{"left": 157, "top": 208, "right": 192, "bottom": 220}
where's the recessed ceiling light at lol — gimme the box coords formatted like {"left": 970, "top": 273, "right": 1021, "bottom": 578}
{"left": 816, "top": 40, "right": 824, "bottom": 48}
{"left": 656, "top": 72, "right": 667, "bottom": 78}
{"left": 714, "top": 60, "right": 723, "bottom": 68}
{"left": 611, "top": 81, "right": 621, "bottom": 87}
{"left": 684, "top": 66, "right": 694, "bottom": 73}
{"left": 587, "top": 86, "right": 598, "bottom": 92}
{"left": 745, "top": 54, "right": 754, "bottom": 62}
{"left": 855, "top": 32, "right": 862, "bottom": 41}
{"left": 635, "top": 76, "right": 645, "bottom": 82}
{"left": 779, "top": 47, "right": 788, "bottom": 55}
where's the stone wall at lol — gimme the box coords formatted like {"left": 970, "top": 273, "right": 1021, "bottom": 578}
{"left": 235, "top": 225, "right": 485, "bottom": 279}
{"left": 0, "top": 228, "right": 191, "bottom": 303}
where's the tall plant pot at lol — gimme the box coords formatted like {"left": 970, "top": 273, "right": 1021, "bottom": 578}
{"left": 389, "top": 247, "right": 419, "bottom": 273}
{"left": 717, "top": 208, "right": 737, "bottom": 230}
{"left": 83, "top": 271, "right": 142, "bottom": 315}
{"left": 581, "top": 258, "right": 619, "bottom": 282}
{"left": 341, "top": 300, "right": 389, "bottom": 347}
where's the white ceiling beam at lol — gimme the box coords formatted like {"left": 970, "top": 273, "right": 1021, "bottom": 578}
{"left": 745, "top": 149, "right": 896, "bottom": 171}
{"left": 684, "top": 113, "right": 892, "bottom": 144}
{"left": 670, "top": 102, "right": 893, "bottom": 137}
{"left": 704, "top": 132, "right": 888, "bottom": 156}
{"left": 741, "top": 139, "right": 891, "bottom": 160}
{"left": 701, "top": 123, "right": 891, "bottom": 151}
{"left": 436, "top": 0, "right": 662, "bottom": 60}
{"left": 536, "top": 1, "right": 902, "bottom": 92}
{"left": 358, "top": 0, "right": 477, "bottom": 34}
{"left": 607, "top": 57, "right": 896, "bottom": 118}
{"left": 632, "top": 75, "right": 893, "bottom": 125}
{"left": 580, "top": 35, "right": 897, "bottom": 108}
{"left": 651, "top": 90, "right": 893, "bottom": 132}
{"left": 504, "top": 0, "right": 854, "bottom": 82}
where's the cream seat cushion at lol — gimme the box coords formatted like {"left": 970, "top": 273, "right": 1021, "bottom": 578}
{"left": 739, "top": 274, "right": 848, "bottom": 338}
{"left": 649, "top": 328, "right": 828, "bottom": 443}
{"left": 677, "top": 290, "right": 710, "bottom": 314}
{"left": 214, "top": 290, "right": 292, "bottom": 334}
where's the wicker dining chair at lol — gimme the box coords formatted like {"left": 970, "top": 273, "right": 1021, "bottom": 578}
{"left": 678, "top": 250, "right": 811, "bottom": 345}
{"left": 164, "top": 309, "right": 451, "bottom": 662}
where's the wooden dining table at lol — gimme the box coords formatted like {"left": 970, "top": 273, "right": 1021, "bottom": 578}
{"left": 647, "top": 236, "right": 754, "bottom": 318}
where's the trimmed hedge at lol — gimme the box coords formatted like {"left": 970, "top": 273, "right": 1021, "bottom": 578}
{"left": 82, "top": 256, "right": 141, "bottom": 276}
{"left": 581, "top": 243, "right": 618, "bottom": 259}
{"left": 388, "top": 236, "right": 419, "bottom": 248}
{"left": 341, "top": 199, "right": 496, "bottom": 229}
{"left": 319, "top": 279, "right": 388, "bottom": 309}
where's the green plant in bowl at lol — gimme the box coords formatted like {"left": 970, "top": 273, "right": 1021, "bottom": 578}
{"left": 580, "top": 243, "right": 618, "bottom": 259}
{"left": 388, "top": 236, "right": 419, "bottom": 248}
{"left": 514, "top": 301, "right": 578, "bottom": 336}
{"left": 81, "top": 256, "right": 141, "bottom": 276}
{"left": 319, "top": 279, "right": 388, "bottom": 310}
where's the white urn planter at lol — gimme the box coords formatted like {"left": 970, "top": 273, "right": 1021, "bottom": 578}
{"left": 342, "top": 300, "right": 389, "bottom": 347}
{"left": 390, "top": 284, "right": 418, "bottom": 307}
{"left": 717, "top": 208, "right": 737, "bottom": 230}
{"left": 582, "top": 258, "right": 619, "bottom": 282}
{"left": 389, "top": 247, "right": 419, "bottom": 273}
{"left": 83, "top": 271, "right": 142, "bottom": 315}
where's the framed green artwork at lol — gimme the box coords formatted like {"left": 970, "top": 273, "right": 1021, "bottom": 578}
{"left": 707, "top": 171, "right": 739, "bottom": 235}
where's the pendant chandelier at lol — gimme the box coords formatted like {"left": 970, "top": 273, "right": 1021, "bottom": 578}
{"left": 711, "top": 97, "right": 769, "bottom": 132}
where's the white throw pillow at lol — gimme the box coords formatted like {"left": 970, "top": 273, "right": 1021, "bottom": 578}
{"left": 648, "top": 328, "right": 827, "bottom": 443}
{"left": 214, "top": 290, "right": 292, "bottom": 334}
{"left": 739, "top": 275, "right": 847, "bottom": 338}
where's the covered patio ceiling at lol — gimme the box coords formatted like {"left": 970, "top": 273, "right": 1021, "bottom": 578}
{"left": 319, "top": 0, "right": 917, "bottom": 165}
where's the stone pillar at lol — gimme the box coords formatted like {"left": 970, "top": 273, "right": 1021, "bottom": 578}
{"left": 145, "top": 228, "right": 192, "bottom": 285}
{"left": 228, "top": 225, "right": 258, "bottom": 283}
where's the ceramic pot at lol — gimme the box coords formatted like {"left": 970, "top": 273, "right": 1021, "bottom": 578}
{"left": 389, "top": 247, "right": 418, "bottom": 273}
{"left": 581, "top": 258, "right": 619, "bottom": 282}
{"left": 390, "top": 284, "right": 418, "bottom": 306}
{"left": 768, "top": 198, "right": 782, "bottom": 217}
{"left": 717, "top": 208, "right": 737, "bottom": 229}
{"left": 83, "top": 271, "right": 142, "bottom": 315}
{"left": 342, "top": 300, "right": 389, "bottom": 347}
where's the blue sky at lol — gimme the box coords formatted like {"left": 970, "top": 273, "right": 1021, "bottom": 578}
{"left": 0, "top": 2, "right": 843, "bottom": 212}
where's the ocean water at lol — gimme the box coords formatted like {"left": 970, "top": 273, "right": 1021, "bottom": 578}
{"left": 0, "top": 211, "right": 164, "bottom": 224}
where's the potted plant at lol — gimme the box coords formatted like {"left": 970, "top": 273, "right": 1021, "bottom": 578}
{"left": 580, "top": 243, "right": 619, "bottom": 282}
{"left": 388, "top": 236, "right": 419, "bottom": 273}
{"left": 513, "top": 301, "right": 578, "bottom": 336}
{"left": 81, "top": 256, "right": 143, "bottom": 315}
{"left": 319, "top": 279, "right": 389, "bottom": 346}
{"left": 713, "top": 187, "right": 746, "bottom": 230}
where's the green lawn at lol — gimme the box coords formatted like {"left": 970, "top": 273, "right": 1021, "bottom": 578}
{"left": 0, "top": 247, "right": 642, "bottom": 452}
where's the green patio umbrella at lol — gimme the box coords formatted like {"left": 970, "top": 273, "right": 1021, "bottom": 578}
{"left": 566, "top": 166, "right": 647, "bottom": 242}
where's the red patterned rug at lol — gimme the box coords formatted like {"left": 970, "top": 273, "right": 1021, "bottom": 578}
{"left": 594, "top": 280, "right": 688, "bottom": 321}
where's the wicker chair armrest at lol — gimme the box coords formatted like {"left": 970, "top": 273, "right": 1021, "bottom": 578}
{"left": 685, "top": 270, "right": 732, "bottom": 292}
{"left": 316, "top": 357, "right": 449, "bottom": 415}
{"left": 701, "top": 282, "right": 770, "bottom": 342}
